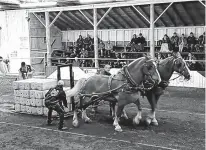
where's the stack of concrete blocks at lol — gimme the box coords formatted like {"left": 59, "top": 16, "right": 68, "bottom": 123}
{"left": 13, "top": 79, "right": 72, "bottom": 117}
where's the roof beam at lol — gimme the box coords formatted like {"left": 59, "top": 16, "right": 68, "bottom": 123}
{"left": 32, "top": 12, "right": 45, "bottom": 27}
{"left": 180, "top": 3, "right": 195, "bottom": 25}
{"left": 154, "top": 3, "right": 173, "bottom": 23}
{"left": 49, "top": 14, "right": 67, "bottom": 30}
{"left": 98, "top": 9, "right": 119, "bottom": 28}
{"left": 50, "top": 13, "right": 74, "bottom": 30}
{"left": 154, "top": 8, "right": 167, "bottom": 26}
{"left": 49, "top": 11, "right": 62, "bottom": 27}
{"left": 158, "top": 4, "right": 175, "bottom": 26}
{"left": 132, "top": 5, "right": 150, "bottom": 24}
{"left": 118, "top": 7, "right": 140, "bottom": 28}
{"left": 96, "top": 7, "right": 112, "bottom": 27}
{"left": 96, "top": 11, "right": 112, "bottom": 29}
{"left": 199, "top": 0, "right": 206, "bottom": 7}
{"left": 67, "top": 11, "right": 92, "bottom": 29}
{"left": 79, "top": 9, "right": 93, "bottom": 26}
{"left": 60, "top": 12, "right": 83, "bottom": 30}
{"left": 27, "top": 0, "right": 197, "bottom": 13}
{"left": 99, "top": 9, "right": 123, "bottom": 28}
{"left": 84, "top": 10, "right": 107, "bottom": 29}
{"left": 194, "top": 3, "right": 204, "bottom": 21}
{"left": 111, "top": 8, "right": 131, "bottom": 28}
{"left": 128, "top": 7, "right": 148, "bottom": 27}
{"left": 170, "top": 5, "right": 186, "bottom": 26}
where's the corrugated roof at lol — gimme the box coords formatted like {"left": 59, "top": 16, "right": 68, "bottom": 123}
{"left": 35, "top": 1, "right": 205, "bottom": 30}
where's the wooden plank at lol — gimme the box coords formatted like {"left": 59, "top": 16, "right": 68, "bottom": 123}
{"left": 45, "top": 11, "right": 52, "bottom": 66}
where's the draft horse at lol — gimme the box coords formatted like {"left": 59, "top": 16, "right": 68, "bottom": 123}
{"left": 65, "top": 56, "right": 161, "bottom": 132}
{"left": 123, "top": 52, "right": 191, "bottom": 126}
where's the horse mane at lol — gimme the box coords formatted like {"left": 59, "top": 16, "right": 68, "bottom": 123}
{"left": 128, "top": 56, "right": 149, "bottom": 67}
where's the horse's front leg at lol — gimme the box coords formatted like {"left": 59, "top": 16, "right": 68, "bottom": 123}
{"left": 146, "top": 92, "right": 159, "bottom": 126}
{"left": 82, "top": 108, "right": 92, "bottom": 123}
{"left": 113, "top": 104, "right": 124, "bottom": 132}
{"left": 72, "top": 109, "right": 79, "bottom": 127}
{"left": 133, "top": 98, "right": 142, "bottom": 125}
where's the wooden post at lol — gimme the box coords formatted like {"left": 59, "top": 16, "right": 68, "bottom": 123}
{"left": 150, "top": 4, "right": 155, "bottom": 59}
{"left": 45, "top": 11, "right": 52, "bottom": 66}
{"left": 93, "top": 8, "right": 99, "bottom": 68}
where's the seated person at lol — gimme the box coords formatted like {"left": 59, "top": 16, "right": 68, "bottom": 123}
{"left": 80, "top": 48, "right": 89, "bottom": 67}
{"left": 196, "top": 32, "right": 205, "bottom": 52}
{"left": 129, "top": 34, "right": 138, "bottom": 52}
{"left": 76, "top": 35, "right": 84, "bottom": 49}
{"left": 98, "top": 40, "right": 105, "bottom": 58}
{"left": 187, "top": 32, "right": 196, "bottom": 52}
{"left": 136, "top": 33, "right": 146, "bottom": 51}
{"left": 178, "top": 34, "right": 188, "bottom": 52}
{"left": 160, "top": 34, "right": 171, "bottom": 53}
{"left": 171, "top": 32, "right": 179, "bottom": 52}
{"left": 100, "top": 64, "right": 111, "bottom": 76}
{"left": 186, "top": 53, "right": 204, "bottom": 71}
{"left": 84, "top": 34, "right": 93, "bottom": 51}
{"left": 105, "top": 40, "right": 114, "bottom": 58}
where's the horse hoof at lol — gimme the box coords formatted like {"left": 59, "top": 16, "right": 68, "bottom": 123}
{"left": 133, "top": 118, "right": 140, "bottom": 125}
{"left": 151, "top": 119, "right": 158, "bottom": 126}
{"left": 115, "top": 126, "right": 123, "bottom": 132}
{"left": 145, "top": 118, "right": 152, "bottom": 126}
{"left": 85, "top": 118, "right": 92, "bottom": 123}
{"left": 72, "top": 120, "right": 79, "bottom": 127}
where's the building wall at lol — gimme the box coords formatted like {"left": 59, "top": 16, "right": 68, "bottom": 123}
{"left": 62, "top": 26, "right": 205, "bottom": 45}
{"left": 0, "top": 10, "right": 30, "bottom": 73}
{"left": 29, "top": 13, "right": 62, "bottom": 74}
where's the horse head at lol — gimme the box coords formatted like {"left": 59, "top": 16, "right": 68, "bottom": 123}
{"left": 172, "top": 52, "right": 191, "bottom": 80}
{"left": 128, "top": 56, "right": 161, "bottom": 89}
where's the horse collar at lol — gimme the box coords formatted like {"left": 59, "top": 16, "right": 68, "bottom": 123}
{"left": 123, "top": 65, "right": 139, "bottom": 87}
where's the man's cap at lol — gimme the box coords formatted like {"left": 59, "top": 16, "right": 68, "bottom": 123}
{"left": 57, "top": 80, "right": 64, "bottom": 86}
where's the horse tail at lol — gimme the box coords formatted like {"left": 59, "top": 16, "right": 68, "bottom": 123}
{"left": 65, "top": 78, "right": 86, "bottom": 98}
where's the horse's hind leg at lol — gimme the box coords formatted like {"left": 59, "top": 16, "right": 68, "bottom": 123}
{"left": 82, "top": 108, "right": 92, "bottom": 123}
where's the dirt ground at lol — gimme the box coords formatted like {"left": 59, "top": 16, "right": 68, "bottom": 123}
{"left": 0, "top": 76, "right": 205, "bottom": 150}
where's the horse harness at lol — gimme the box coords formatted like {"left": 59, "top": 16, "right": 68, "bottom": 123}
{"left": 77, "top": 64, "right": 157, "bottom": 109}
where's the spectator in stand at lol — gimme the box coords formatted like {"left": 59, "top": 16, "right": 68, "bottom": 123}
{"left": 171, "top": 32, "right": 179, "bottom": 52}
{"left": 137, "top": 33, "right": 146, "bottom": 51}
{"left": 105, "top": 40, "right": 114, "bottom": 58}
{"left": 84, "top": 34, "right": 93, "bottom": 51}
{"left": 76, "top": 35, "right": 84, "bottom": 49}
{"left": 129, "top": 34, "right": 138, "bottom": 52}
{"left": 80, "top": 48, "right": 89, "bottom": 67}
{"left": 98, "top": 40, "right": 105, "bottom": 58}
{"left": 196, "top": 32, "right": 205, "bottom": 52}
{"left": 160, "top": 34, "right": 171, "bottom": 53}
{"left": 0, "top": 56, "right": 8, "bottom": 75}
{"left": 187, "top": 32, "right": 196, "bottom": 52}
{"left": 113, "top": 53, "right": 122, "bottom": 68}
{"left": 186, "top": 53, "right": 204, "bottom": 71}
{"left": 72, "top": 57, "right": 81, "bottom": 67}
{"left": 178, "top": 34, "right": 188, "bottom": 52}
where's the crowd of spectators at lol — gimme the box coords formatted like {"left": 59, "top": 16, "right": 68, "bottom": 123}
{"left": 63, "top": 32, "right": 205, "bottom": 71}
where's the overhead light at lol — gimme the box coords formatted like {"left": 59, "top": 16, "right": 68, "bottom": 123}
{"left": 20, "top": 2, "right": 57, "bottom": 8}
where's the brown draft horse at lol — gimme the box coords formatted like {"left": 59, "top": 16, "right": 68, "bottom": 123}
{"left": 122, "top": 52, "right": 191, "bottom": 126}
{"left": 65, "top": 56, "right": 161, "bottom": 132}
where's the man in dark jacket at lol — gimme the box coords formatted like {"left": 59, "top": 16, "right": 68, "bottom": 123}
{"left": 187, "top": 32, "right": 196, "bottom": 52}
{"left": 45, "top": 80, "right": 68, "bottom": 130}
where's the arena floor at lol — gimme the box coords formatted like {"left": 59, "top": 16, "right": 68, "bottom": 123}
{"left": 0, "top": 77, "right": 205, "bottom": 150}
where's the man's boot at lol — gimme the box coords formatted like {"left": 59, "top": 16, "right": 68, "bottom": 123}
{"left": 58, "top": 113, "right": 67, "bottom": 130}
